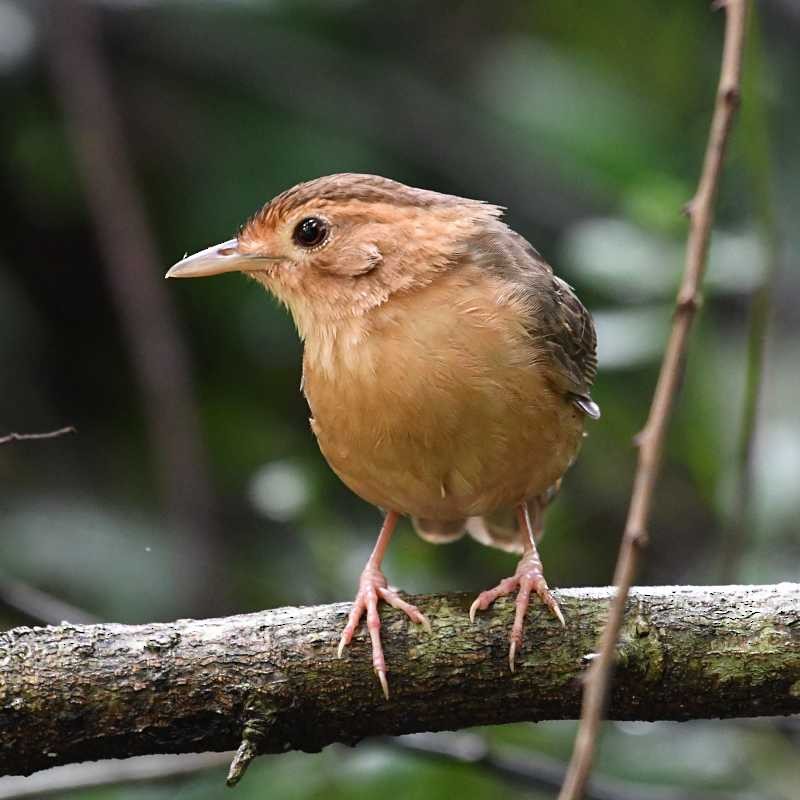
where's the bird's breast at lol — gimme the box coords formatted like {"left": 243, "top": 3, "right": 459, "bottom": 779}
{"left": 301, "top": 272, "right": 584, "bottom": 518}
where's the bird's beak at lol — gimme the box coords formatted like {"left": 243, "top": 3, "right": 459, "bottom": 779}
{"left": 165, "top": 239, "right": 275, "bottom": 279}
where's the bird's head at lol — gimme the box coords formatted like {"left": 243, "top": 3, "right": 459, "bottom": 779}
{"left": 167, "top": 173, "right": 501, "bottom": 339}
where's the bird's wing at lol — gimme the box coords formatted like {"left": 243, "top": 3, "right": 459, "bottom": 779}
{"left": 541, "top": 273, "right": 600, "bottom": 418}
{"left": 462, "top": 225, "right": 600, "bottom": 418}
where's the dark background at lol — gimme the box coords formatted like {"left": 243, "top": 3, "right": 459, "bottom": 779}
{"left": 1, "top": 1, "right": 798, "bottom": 798}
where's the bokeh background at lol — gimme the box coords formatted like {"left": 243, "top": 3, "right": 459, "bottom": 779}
{"left": 1, "top": 0, "right": 798, "bottom": 798}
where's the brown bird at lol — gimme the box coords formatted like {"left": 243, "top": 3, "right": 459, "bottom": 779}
{"left": 167, "top": 173, "right": 599, "bottom": 698}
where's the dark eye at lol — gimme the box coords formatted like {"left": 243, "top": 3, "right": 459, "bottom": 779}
{"left": 292, "top": 217, "right": 329, "bottom": 248}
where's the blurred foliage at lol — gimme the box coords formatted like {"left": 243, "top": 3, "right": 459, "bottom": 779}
{"left": 1, "top": 0, "right": 799, "bottom": 798}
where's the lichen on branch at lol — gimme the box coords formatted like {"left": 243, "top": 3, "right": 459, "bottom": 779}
{"left": 1, "top": 584, "right": 799, "bottom": 779}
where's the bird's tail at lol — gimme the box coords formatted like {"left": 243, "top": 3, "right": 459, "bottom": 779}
{"left": 465, "top": 509, "right": 525, "bottom": 553}
{"left": 411, "top": 516, "right": 467, "bottom": 545}
{"left": 413, "top": 511, "right": 525, "bottom": 553}
{"left": 411, "top": 481, "right": 562, "bottom": 553}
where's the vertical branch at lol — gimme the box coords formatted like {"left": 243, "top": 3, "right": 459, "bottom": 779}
{"left": 558, "top": 3, "right": 749, "bottom": 799}
{"left": 45, "top": 0, "right": 226, "bottom": 613}
{"left": 719, "top": 6, "right": 777, "bottom": 582}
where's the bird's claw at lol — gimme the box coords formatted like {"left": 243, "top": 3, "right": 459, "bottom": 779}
{"left": 508, "top": 639, "right": 517, "bottom": 672}
{"left": 548, "top": 595, "right": 566, "bottom": 628}
{"left": 376, "top": 669, "right": 390, "bottom": 701}
{"left": 469, "top": 554, "right": 564, "bottom": 671}
{"left": 337, "top": 568, "right": 430, "bottom": 699}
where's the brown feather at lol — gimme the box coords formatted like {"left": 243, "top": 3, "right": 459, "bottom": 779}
{"left": 233, "top": 174, "right": 598, "bottom": 551}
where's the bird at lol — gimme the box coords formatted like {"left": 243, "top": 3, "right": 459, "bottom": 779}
{"left": 167, "top": 173, "right": 599, "bottom": 699}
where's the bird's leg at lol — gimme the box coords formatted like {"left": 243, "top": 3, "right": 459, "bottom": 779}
{"left": 469, "top": 503, "right": 564, "bottom": 671}
{"left": 337, "top": 510, "right": 431, "bottom": 699}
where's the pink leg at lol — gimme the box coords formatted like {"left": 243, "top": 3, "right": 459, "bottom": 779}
{"left": 337, "top": 511, "right": 431, "bottom": 699}
{"left": 469, "top": 504, "right": 564, "bottom": 671}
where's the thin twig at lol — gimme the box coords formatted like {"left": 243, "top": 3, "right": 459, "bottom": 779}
{"left": 558, "top": 3, "right": 749, "bottom": 799}
{"left": 0, "top": 426, "right": 75, "bottom": 446}
{"left": 44, "top": 0, "right": 225, "bottom": 613}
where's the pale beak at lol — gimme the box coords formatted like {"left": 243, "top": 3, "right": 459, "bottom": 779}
{"left": 165, "top": 239, "right": 277, "bottom": 279}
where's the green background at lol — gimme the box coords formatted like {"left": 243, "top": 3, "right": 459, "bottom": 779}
{"left": 1, "top": 1, "right": 798, "bottom": 798}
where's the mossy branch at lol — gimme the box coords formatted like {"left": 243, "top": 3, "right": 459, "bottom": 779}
{"left": 1, "top": 584, "right": 799, "bottom": 779}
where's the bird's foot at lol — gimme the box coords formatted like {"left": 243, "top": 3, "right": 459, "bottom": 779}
{"left": 337, "top": 565, "right": 431, "bottom": 699}
{"left": 469, "top": 549, "right": 564, "bottom": 672}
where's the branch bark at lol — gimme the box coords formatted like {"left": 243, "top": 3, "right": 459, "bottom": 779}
{"left": 1, "top": 584, "right": 798, "bottom": 779}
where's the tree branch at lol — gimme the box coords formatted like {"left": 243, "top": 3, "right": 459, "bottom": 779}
{"left": 1, "top": 584, "right": 798, "bottom": 780}
{"left": 559, "top": 3, "right": 750, "bottom": 798}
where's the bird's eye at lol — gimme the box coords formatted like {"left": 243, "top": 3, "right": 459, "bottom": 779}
{"left": 292, "top": 217, "right": 329, "bottom": 248}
